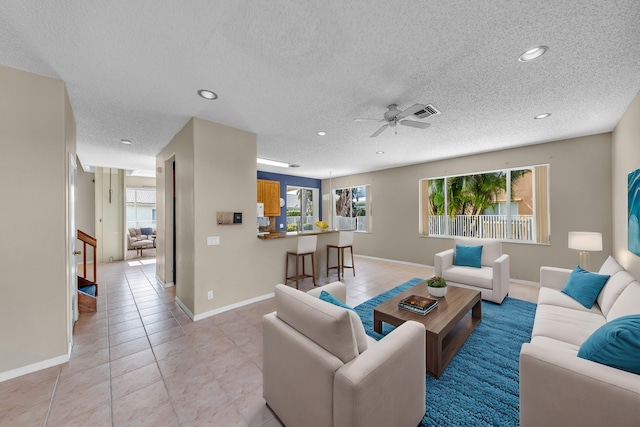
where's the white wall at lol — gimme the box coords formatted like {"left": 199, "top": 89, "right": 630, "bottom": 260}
{"left": 612, "top": 90, "right": 640, "bottom": 277}
{"left": 95, "top": 167, "right": 125, "bottom": 262}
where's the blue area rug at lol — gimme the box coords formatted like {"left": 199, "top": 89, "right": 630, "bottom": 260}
{"left": 354, "top": 278, "right": 536, "bottom": 427}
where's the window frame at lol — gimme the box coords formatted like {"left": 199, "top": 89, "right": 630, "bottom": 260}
{"left": 332, "top": 184, "right": 371, "bottom": 233}
{"left": 419, "top": 164, "right": 550, "bottom": 243}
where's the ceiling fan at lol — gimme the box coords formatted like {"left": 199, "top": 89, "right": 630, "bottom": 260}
{"left": 354, "top": 103, "right": 439, "bottom": 138}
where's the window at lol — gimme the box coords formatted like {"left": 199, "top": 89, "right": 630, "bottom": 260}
{"left": 286, "top": 186, "right": 319, "bottom": 232}
{"left": 420, "top": 165, "right": 549, "bottom": 243}
{"left": 332, "top": 185, "right": 371, "bottom": 232}
{"left": 126, "top": 188, "right": 157, "bottom": 230}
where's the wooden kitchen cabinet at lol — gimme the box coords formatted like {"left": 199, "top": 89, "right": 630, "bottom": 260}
{"left": 257, "top": 179, "right": 281, "bottom": 216}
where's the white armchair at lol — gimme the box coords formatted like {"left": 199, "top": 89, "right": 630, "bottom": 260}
{"left": 434, "top": 237, "right": 510, "bottom": 304}
{"left": 263, "top": 282, "right": 426, "bottom": 427}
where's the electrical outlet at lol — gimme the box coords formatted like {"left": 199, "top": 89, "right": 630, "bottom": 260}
{"left": 279, "top": 223, "right": 284, "bottom": 229}
{"left": 207, "top": 290, "right": 214, "bottom": 300}
{"left": 207, "top": 236, "right": 221, "bottom": 245}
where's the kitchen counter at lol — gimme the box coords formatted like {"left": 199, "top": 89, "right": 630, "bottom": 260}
{"left": 257, "top": 230, "right": 338, "bottom": 239}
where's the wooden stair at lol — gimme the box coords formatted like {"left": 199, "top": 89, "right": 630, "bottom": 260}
{"left": 77, "top": 229, "right": 98, "bottom": 314}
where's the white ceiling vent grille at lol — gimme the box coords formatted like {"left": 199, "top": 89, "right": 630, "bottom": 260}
{"left": 413, "top": 104, "right": 441, "bottom": 119}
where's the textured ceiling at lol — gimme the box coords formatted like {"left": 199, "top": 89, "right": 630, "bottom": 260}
{"left": 1, "top": 1, "right": 639, "bottom": 179}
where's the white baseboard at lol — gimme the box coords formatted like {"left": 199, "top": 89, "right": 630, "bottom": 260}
{"left": 0, "top": 353, "right": 69, "bottom": 383}
{"left": 511, "top": 278, "right": 540, "bottom": 287}
{"left": 355, "top": 254, "right": 433, "bottom": 269}
{"left": 354, "top": 254, "right": 537, "bottom": 286}
{"left": 174, "top": 296, "right": 194, "bottom": 321}
{"left": 156, "top": 274, "right": 174, "bottom": 288}
{"left": 193, "top": 292, "right": 275, "bottom": 322}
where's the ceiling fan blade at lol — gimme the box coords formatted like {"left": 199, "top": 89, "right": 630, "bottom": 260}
{"left": 354, "top": 118, "right": 384, "bottom": 122}
{"left": 395, "top": 103, "right": 426, "bottom": 120}
{"left": 370, "top": 124, "right": 389, "bottom": 138}
{"left": 400, "top": 120, "right": 431, "bottom": 129}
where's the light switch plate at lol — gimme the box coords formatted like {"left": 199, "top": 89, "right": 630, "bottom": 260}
{"left": 207, "top": 236, "right": 221, "bottom": 245}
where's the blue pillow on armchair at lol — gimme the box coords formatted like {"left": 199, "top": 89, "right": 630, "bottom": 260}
{"left": 454, "top": 244, "right": 483, "bottom": 268}
{"left": 140, "top": 227, "right": 154, "bottom": 236}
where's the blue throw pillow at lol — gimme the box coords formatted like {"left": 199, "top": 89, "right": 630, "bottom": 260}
{"left": 319, "top": 290, "right": 354, "bottom": 311}
{"left": 454, "top": 245, "right": 483, "bottom": 268}
{"left": 140, "top": 227, "right": 153, "bottom": 236}
{"left": 561, "top": 266, "right": 610, "bottom": 309}
{"left": 577, "top": 315, "right": 640, "bottom": 375}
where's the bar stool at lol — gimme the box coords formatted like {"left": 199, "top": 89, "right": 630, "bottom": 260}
{"left": 326, "top": 231, "right": 355, "bottom": 281}
{"left": 285, "top": 235, "right": 317, "bottom": 289}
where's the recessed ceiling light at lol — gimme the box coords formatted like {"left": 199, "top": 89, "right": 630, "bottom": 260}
{"left": 120, "top": 139, "right": 132, "bottom": 145}
{"left": 257, "top": 157, "right": 290, "bottom": 168}
{"left": 376, "top": 151, "right": 384, "bottom": 154}
{"left": 317, "top": 131, "right": 327, "bottom": 136}
{"left": 198, "top": 89, "right": 218, "bottom": 100}
{"left": 518, "top": 46, "right": 548, "bottom": 62}
{"left": 534, "top": 113, "right": 551, "bottom": 119}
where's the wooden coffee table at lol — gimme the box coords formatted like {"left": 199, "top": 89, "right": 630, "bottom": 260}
{"left": 373, "top": 282, "right": 482, "bottom": 378}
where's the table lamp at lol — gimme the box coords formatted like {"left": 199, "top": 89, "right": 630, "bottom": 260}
{"left": 568, "top": 231, "right": 602, "bottom": 271}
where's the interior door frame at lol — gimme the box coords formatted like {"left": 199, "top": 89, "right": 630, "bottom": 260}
{"left": 68, "top": 153, "right": 78, "bottom": 346}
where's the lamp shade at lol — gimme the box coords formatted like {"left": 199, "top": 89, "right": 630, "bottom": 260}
{"left": 568, "top": 232, "right": 603, "bottom": 251}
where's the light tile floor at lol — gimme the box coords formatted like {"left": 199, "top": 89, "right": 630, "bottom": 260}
{"left": 0, "top": 256, "right": 538, "bottom": 426}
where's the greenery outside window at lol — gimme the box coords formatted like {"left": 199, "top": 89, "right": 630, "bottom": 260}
{"left": 333, "top": 185, "right": 370, "bottom": 232}
{"left": 420, "top": 165, "right": 549, "bottom": 243}
{"left": 286, "top": 186, "right": 318, "bottom": 232}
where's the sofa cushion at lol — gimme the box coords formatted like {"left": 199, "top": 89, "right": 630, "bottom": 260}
{"left": 455, "top": 238, "right": 501, "bottom": 267}
{"left": 531, "top": 304, "right": 606, "bottom": 347}
{"left": 561, "top": 266, "right": 610, "bottom": 309}
{"left": 537, "top": 287, "right": 602, "bottom": 314}
{"left": 598, "top": 255, "right": 625, "bottom": 277}
{"left": 319, "top": 290, "right": 368, "bottom": 354}
{"left": 577, "top": 315, "right": 640, "bottom": 375}
{"left": 129, "top": 228, "right": 137, "bottom": 237}
{"left": 530, "top": 335, "right": 580, "bottom": 355}
{"left": 454, "top": 245, "right": 482, "bottom": 268}
{"left": 597, "top": 271, "right": 636, "bottom": 317}
{"left": 274, "top": 284, "right": 358, "bottom": 363}
{"left": 607, "top": 281, "right": 640, "bottom": 321}
{"left": 442, "top": 265, "right": 494, "bottom": 289}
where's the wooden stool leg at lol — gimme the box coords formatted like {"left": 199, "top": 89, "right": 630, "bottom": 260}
{"left": 350, "top": 246, "right": 355, "bottom": 277}
{"left": 326, "top": 246, "right": 329, "bottom": 277}
{"left": 285, "top": 253, "right": 289, "bottom": 285}
{"left": 295, "top": 254, "right": 300, "bottom": 289}
{"left": 340, "top": 247, "right": 345, "bottom": 280}
{"left": 311, "top": 253, "right": 317, "bottom": 286}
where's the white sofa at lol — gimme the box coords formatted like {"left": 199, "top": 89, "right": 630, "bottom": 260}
{"left": 520, "top": 256, "right": 640, "bottom": 427}
{"left": 434, "top": 237, "right": 510, "bottom": 304}
{"left": 263, "top": 282, "right": 426, "bottom": 427}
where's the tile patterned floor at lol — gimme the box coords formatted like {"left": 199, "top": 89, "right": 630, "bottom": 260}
{"left": 0, "top": 256, "right": 538, "bottom": 426}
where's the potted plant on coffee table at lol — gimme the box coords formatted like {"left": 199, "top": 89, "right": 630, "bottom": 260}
{"left": 427, "top": 275, "right": 447, "bottom": 297}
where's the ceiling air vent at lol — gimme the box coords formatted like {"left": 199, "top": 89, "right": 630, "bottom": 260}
{"left": 413, "top": 104, "right": 441, "bottom": 119}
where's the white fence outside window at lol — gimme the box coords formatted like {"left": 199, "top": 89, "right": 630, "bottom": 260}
{"left": 428, "top": 214, "right": 533, "bottom": 241}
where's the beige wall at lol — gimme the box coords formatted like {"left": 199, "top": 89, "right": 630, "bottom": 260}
{"left": 157, "top": 118, "right": 323, "bottom": 318}
{"left": 324, "top": 134, "right": 613, "bottom": 282}
{"left": 0, "top": 65, "right": 75, "bottom": 375}
{"left": 612, "top": 90, "right": 640, "bottom": 277}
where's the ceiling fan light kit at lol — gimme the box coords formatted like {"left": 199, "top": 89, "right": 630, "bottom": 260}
{"left": 355, "top": 103, "right": 440, "bottom": 137}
